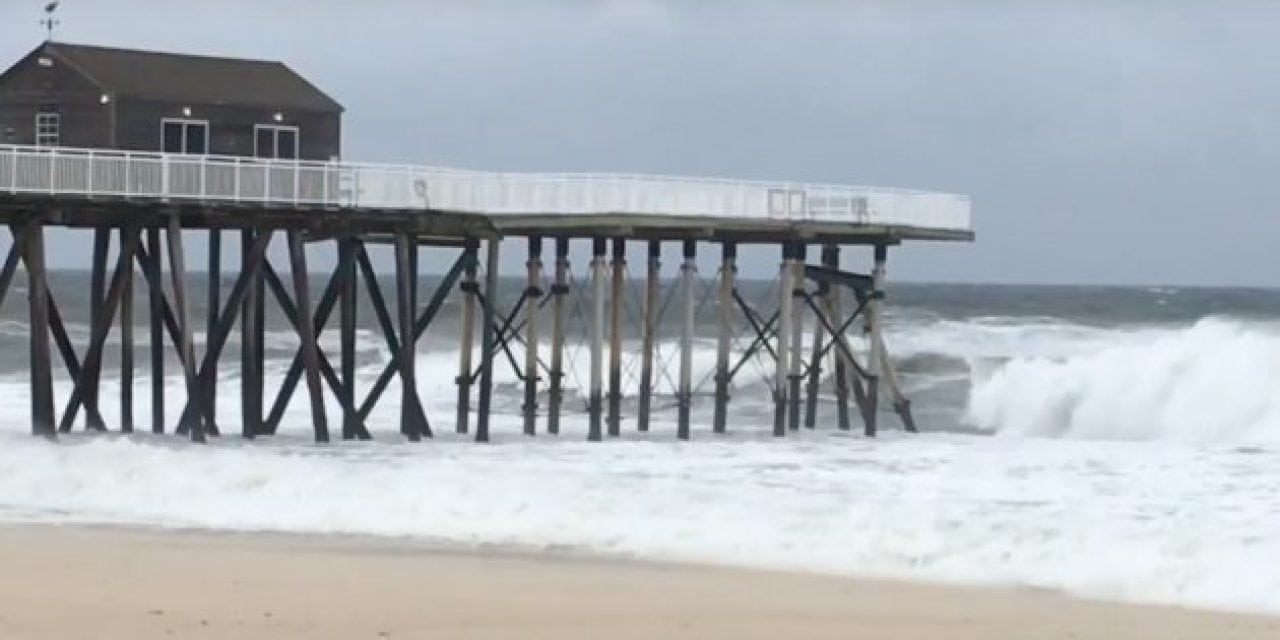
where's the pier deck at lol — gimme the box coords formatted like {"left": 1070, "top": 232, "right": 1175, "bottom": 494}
{"left": 0, "top": 143, "right": 972, "bottom": 442}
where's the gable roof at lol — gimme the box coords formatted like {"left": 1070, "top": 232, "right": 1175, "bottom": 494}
{"left": 38, "top": 42, "right": 343, "bottom": 113}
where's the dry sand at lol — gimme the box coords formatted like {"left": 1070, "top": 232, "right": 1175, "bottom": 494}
{"left": 0, "top": 525, "right": 1274, "bottom": 639}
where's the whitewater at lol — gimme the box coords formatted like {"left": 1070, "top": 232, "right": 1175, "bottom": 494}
{"left": 2, "top": 306, "right": 1279, "bottom": 615}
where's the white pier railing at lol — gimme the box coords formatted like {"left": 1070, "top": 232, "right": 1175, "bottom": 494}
{"left": 0, "top": 145, "right": 972, "bottom": 232}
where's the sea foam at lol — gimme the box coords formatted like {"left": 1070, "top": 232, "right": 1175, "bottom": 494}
{"left": 0, "top": 315, "right": 1278, "bottom": 616}
{"left": 0, "top": 431, "right": 1276, "bottom": 615}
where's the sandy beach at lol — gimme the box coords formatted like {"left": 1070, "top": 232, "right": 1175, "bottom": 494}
{"left": 0, "top": 525, "right": 1272, "bottom": 639}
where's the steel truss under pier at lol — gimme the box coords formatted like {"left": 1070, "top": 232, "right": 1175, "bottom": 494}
{"left": 0, "top": 145, "right": 971, "bottom": 443}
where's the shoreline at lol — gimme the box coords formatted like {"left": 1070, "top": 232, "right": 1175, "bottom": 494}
{"left": 0, "top": 523, "right": 1275, "bottom": 639}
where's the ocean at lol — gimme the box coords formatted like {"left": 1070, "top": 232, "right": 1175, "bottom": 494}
{"left": 1, "top": 271, "right": 1278, "bottom": 614}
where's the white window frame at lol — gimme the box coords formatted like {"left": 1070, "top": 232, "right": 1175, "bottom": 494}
{"left": 35, "top": 112, "right": 60, "bottom": 147}
{"left": 160, "top": 117, "right": 210, "bottom": 155}
{"left": 254, "top": 124, "right": 300, "bottom": 160}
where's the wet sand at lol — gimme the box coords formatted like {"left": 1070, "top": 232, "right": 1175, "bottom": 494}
{"left": 0, "top": 525, "right": 1275, "bottom": 639}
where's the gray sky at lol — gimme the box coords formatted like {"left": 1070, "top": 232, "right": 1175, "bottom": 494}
{"left": 3, "top": 0, "right": 1279, "bottom": 286}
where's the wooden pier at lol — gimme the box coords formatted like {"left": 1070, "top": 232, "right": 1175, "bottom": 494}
{"left": 0, "top": 144, "right": 972, "bottom": 442}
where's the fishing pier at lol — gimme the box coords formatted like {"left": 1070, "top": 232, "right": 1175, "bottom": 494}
{"left": 0, "top": 144, "right": 971, "bottom": 442}
{"left": 0, "top": 42, "right": 972, "bottom": 444}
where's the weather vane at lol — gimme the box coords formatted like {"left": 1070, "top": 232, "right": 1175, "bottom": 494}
{"left": 40, "top": 2, "right": 60, "bottom": 41}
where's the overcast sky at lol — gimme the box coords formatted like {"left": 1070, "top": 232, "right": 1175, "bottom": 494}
{"left": 2, "top": 0, "right": 1278, "bottom": 287}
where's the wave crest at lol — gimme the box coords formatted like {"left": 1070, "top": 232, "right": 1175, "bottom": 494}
{"left": 964, "top": 319, "right": 1280, "bottom": 443}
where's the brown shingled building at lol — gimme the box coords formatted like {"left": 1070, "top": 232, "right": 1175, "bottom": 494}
{"left": 0, "top": 42, "right": 343, "bottom": 161}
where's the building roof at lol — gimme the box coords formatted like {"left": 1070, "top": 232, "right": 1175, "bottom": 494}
{"left": 38, "top": 42, "right": 343, "bottom": 113}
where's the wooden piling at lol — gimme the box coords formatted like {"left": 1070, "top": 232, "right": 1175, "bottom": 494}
{"left": 166, "top": 216, "right": 204, "bottom": 442}
{"left": 456, "top": 239, "right": 479, "bottom": 434}
{"left": 177, "top": 230, "right": 273, "bottom": 437}
{"left": 476, "top": 237, "right": 501, "bottom": 443}
{"left": 288, "top": 230, "right": 329, "bottom": 443}
{"left": 120, "top": 227, "right": 135, "bottom": 433}
{"left": 523, "top": 236, "right": 543, "bottom": 436}
{"left": 787, "top": 245, "right": 806, "bottom": 431}
{"left": 547, "top": 237, "right": 569, "bottom": 436}
{"left": 773, "top": 244, "right": 794, "bottom": 437}
{"left": 395, "top": 233, "right": 428, "bottom": 441}
{"left": 606, "top": 238, "right": 625, "bottom": 437}
{"left": 252, "top": 232, "right": 266, "bottom": 434}
{"left": 864, "top": 244, "right": 886, "bottom": 437}
{"left": 677, "top": 239, "right": 696, "bottom": 440}
{"left": 823, "top": 245, "right": 851, "bottom": 430}
{"left": 712, "top": 242, "right": 735, "bottom": 434}
{"left": 637, "top": 241, "right": 660, "bottom": 433}
{"left": 146, "top": 227, "right": 165, "bottom": 434}
{"left": 587, "top": 237, "right": 606, "bottom": 442}
{"left": 82, "top": 227, "right": 109, "bottom": 431}
{"left": 240, "top": 229, "right": 262, "bottom": 438}
{"left": 804, "top": 248, "right": 831, "bottom": 430}
{"left": 25, "top": 221, "right": 54, "bottom": 438}
{"left": 206, "top": 229, "right": 221, "bottom": 425}
{"left": 338, "top": 237, "right": 359, "bottom": 440}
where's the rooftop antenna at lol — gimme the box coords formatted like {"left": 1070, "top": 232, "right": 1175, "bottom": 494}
{"left": 40, "top": 2, "right": 60, "bottom": 41}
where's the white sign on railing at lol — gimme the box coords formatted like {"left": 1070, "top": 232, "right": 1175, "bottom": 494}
{"left": 0, "top": 144, "right": 972, "bottom": 232}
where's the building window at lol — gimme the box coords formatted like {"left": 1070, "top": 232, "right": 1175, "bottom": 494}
{"left": 161, "top": 118, "right": 209, "bottom": 154}
{"left": 254, "top": 124, "right": 299, "bottom": 160}
{"left": 35, "top": 112, "right": 60, "bottom": 147}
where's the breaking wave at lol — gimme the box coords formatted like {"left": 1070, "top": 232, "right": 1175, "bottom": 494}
{"left": 964, "top": 318, "right": 1280, "bottom": 444}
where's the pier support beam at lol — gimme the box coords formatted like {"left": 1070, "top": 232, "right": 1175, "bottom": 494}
{"left": 773, "top": 244, "right": 795, "bottom": 437}
{"left": 476, "top": 237, "right": 501, "bottom": 443}
{"left": 864, "top": 244, "right": 886, "bottom": 437}
{"left": 166, "top": 217, "right": 203, "bottom": 442}
{"left": 338, "top": 236, "right": 360, "bottom": 440}
{"left": 456, "top": 239, "right": 479, "bottom": 434}
{"left": 677, "top": 239, "right": 697, "bottom": 440}
{"left": 607, "top": 238, "right": 625, "bottom": 437}
{"left": 804, "top": 248, "right": 829, "bottom": 430}
{"left": 636, "top": 241, "right": 660, "bottom": 433}
{"left": 788, "top": 245, "right": 807, "bottom": 432}
{"left": 240, "top": 229, "right": 262, "bottom": 438}
{"left": 25, "top": 221, "right": 54, "bottom": 438}
{"left": 177, "top": 229, "right": 274, "bottom": 440}
{"left": 587, "top": 238, "right": 606, "bottom": 441}
{"left": 288, "top": 230, "right": 329, "bottom": 443}
{"left": 205, "top": 229, "right": 221, "bottom": 426}
{"left": 523, "top": 236, "right": 543, "bottom": 436}
{"left": 395, "top": 233, "right": 429, "bottom": 441}
{"left": 823, "top": 246, "right": 851, "bottom": 430}
{"left": 547, "top": 238, "right": 569, "bottom": 436}
{"left": 146, "top": 227, "right": 165, "bottom": 434}
{"left": 85, "top": 227, "right": 108, "bottom": 431}
{"left": 712, "top": 242, "right": 735, "bottom": 434}
{"left": 120, "top": 227, "right": 135, "bottom": 433}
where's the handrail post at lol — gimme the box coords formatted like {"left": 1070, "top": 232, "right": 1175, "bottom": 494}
{"left": 322, "top": 160, "right": 329, "bottom": 206}
{"left": 233, "top": 157, "right": 241, "bottom": 203}
{"left": 48, "top": 148, "right": 56, "bottom": 194}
